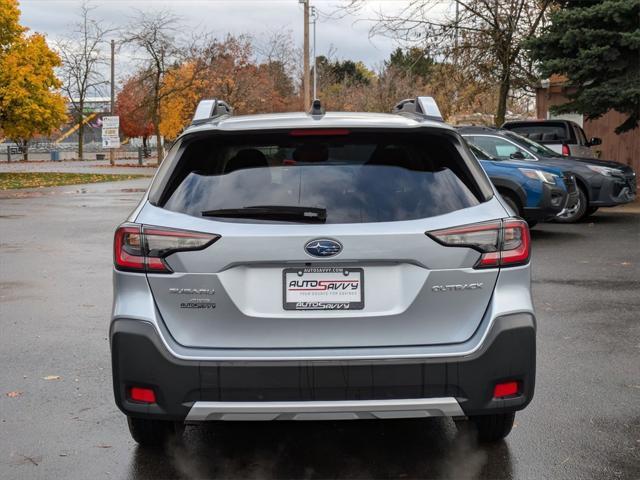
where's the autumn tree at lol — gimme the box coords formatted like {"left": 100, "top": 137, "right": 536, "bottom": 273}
{"left": 342, "top": 0, "right": 552, "bottom": 125}
{"left": 57, "top": 1, "right": 113, "bottom": 161}
{"left": 0, "top": 0, "right": 24, "bottom": 53}
{"left": 0, "top": 0, "right": 67, "bottom": 160}
{"left": 255, "top": 30, "right": 299, "bottom": 108}
{"left": 154, "top": 34, "right": 299, "bottom": 139}
{"left": 116, "top": 74, "right": 155, "bottom": 152}
{"left": 124, "top": 10, "right": 208, "bottom": 162}
{"left": 159, "top": 61, "right": 204, "bottom": 140}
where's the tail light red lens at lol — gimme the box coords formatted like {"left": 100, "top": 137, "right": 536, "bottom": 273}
{"left": 562, "top": 144, "right": 570, "bottom": 156}
{"left": 427, "top": 218, "right": 530, "bottom": 268}
{"left": 114, "top": 224, "right": 219, "bottom": 273}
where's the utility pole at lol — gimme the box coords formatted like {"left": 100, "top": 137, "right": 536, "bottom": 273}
{"left": 311, "top": 6, "right": 317, "bottom": 100}
{"left": 300, "top": 0, "right": 310, "bottom": 109}
{"left": 109, "top": 39, "right": 115, "bottom": 166}
{"left": 454, "top": 0, "right": 460, "bottom": 65}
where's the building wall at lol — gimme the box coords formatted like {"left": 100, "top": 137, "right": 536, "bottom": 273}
{"left": 536, "top": 88, "right": 640, "bottom": 176}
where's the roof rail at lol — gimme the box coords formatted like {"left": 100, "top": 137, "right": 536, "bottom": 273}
{"left": 191, "top": 99, "right": 233, "bottom": 125}
{"left": 392, "top": 96, "right": 443, "bottom": 122}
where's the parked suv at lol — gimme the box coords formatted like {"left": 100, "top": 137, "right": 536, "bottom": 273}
{"left": 460, "top": 126, "right": 637, "bottom": 222}
{"left": 111, "top": 98, "right": 536, "bottom": 446}
{"left": 467, "top": 143, "right": 578, "bottom": 226}
{"left": 502, "top": 119, "right": 601, "bottom": 159}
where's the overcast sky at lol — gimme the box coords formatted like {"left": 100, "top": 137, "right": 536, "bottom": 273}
{"left": 18, "top": 1, "right": 439, "bottom": 70}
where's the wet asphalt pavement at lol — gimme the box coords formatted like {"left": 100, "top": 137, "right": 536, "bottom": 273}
{"left": 0, "top": 178, "right": 638, "bottom": 479}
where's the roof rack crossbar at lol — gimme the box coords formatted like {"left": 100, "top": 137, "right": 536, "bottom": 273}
{"left": 192, "top": 99, "right": 233, "bottom": 125}
{"left": 392, "top": 96, "right": 444, "bottom": 122}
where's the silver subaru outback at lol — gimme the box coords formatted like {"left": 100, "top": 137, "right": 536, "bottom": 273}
{"left": 111, "top": 97, "right": 535, "bottom": 446}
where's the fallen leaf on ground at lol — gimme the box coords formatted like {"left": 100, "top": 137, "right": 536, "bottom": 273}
{"left": 18, "top": 454, "right": 40, "bottom": 466}
{"left": 6, "top": 391, "right": 23, "bottom": 398}
{"left": 42, "top": 375, "right": 61, "bottom": 381}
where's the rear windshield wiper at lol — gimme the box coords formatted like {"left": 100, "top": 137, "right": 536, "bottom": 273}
{"left": 202, "top": 205, "right": 327, "bottom": 223}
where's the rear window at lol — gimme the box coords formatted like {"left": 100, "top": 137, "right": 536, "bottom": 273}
{"left": 152, "top": 131, "right": 485, "bottom": 224}
{"left": 504, "top": 122, "right": 570, "bottom": 142}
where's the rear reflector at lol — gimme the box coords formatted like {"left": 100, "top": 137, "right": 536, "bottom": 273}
{"left": 129, "top": 387, "right": 156, "bottom": 404}
{"left": 427, "top": 218, "right": 530, "bottom": 269}
{"left": 289, "top": 129, "right": 350, "bottom": 136}
{"left": 493, "top": 381, "right": 519, "bottom": 398}
{"left": 114, "top": 224, "right": 219, "bottom": 273}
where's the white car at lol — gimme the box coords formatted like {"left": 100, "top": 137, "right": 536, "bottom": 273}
{"left": 502, "top": 119, "right": 601, "bottom": 159}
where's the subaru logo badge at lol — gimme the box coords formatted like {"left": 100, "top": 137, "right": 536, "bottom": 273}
{"left": 304, "top": 239, "right": 342, "bottom": 258}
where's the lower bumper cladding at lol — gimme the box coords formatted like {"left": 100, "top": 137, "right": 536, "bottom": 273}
{"left": 185, "top": 397, "right": 465, "bottom": 422}
{"left": 111, "top": 313, "right": 535, "bottom": 421}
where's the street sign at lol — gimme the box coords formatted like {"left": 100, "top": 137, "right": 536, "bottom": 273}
{"left": 102, "top": 127, "right": 119, "bottom": 137}
{"left": 102, "top": 116, "right": 120, "bottom": 149}
{"left": 102, "top": 116, "right": 120, "bottom": 128}
{"left": 102, "top": 137, "right": 120, "bottom": 149}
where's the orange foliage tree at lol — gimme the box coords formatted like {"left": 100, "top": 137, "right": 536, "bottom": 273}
{"left": 155, "top": 35, "right": 298, "bottom": 140}
{"left": 116, "top": 75, "right": 155, "bottom": 152}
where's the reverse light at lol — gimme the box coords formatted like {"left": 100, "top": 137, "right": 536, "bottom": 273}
{"left": 493, "top": 381, "right": 519, "bottom": 398}
{"left": 427, "top": 218, "right": 530, "bottom": 269}
{"left": 129, "top": 387, "right": 156, "bottom": 404}
{"left": 114, "top": 224, "right": 219, "bottom": 273}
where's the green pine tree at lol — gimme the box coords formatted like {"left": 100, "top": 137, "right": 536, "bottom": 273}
{"left": 527, "top": 0, "right": 640, "bottom": 133}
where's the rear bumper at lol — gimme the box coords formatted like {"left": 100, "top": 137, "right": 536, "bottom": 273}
{"left": 111, "top": 312, "right": 536, "bottom": 421}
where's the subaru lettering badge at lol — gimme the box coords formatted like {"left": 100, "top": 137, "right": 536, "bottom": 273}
{"left": 304, "top": 239, "right": 342, "bottom": 258}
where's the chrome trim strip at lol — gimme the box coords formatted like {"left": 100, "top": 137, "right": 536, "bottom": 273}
{"left": 185, "top": 397, "right": 465, "bottom": 422}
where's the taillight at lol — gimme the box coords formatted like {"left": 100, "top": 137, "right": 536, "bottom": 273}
{"left": 427, "top": 218, "right": 530, "bottom": 268}
{"left": 114, "top": 224, "right": 219, "bottom": 273}
{"left": 561, "top": 144, "right": 570, "bottom": 156}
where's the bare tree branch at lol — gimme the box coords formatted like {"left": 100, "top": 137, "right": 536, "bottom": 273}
{"left": 56, "top": 1, "right": 116, "bottom": 160}
{"left": 338, "top": 0, "right": 552, "bottom": 125}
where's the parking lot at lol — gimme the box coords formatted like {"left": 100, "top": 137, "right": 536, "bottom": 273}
{"left": 1, "top": 177, "right": 639, "bottom": 480}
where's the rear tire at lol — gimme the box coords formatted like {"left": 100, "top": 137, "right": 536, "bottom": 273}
{"left": 500, "top": 193, "right": 535, "bottom": 226}
{"left": 468, "top": 412, "right": 516, "bottom": 443}
{"left": 501, "top": 194, "right": 521, "bottom": 217}
{"left": 127, "top": 416, "right": 182, "bottom": 447}
{"left": 555, "top": 187, "right": 587, "bottom": 223}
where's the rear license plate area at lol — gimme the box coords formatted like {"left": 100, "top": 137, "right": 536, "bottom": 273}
{"left": 283, "top": 267, "right": 364, "bottom": 311}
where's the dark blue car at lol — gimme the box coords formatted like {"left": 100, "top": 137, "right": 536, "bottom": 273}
{"left": 461, "top": 126, "right": 636, "bottom": 222}
{"left": 467, "top": 143, "right": 578, "bottom": 226}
